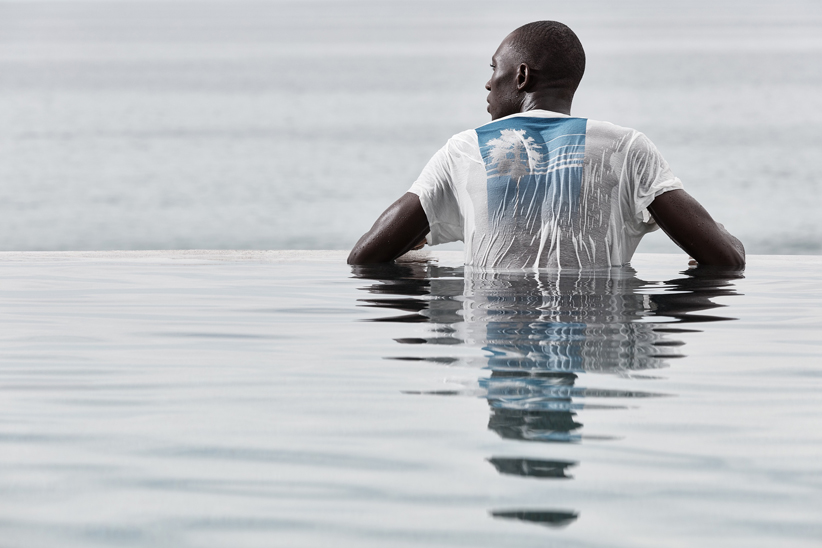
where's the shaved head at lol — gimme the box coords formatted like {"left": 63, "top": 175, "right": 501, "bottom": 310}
{"left": 507, "top": 21, "right": 586, "bottom": 92}
{"left": 485, "top": 21, "right": 586, "bottom": 119}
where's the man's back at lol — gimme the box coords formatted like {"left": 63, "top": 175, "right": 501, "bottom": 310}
{"left": 347, "top": 21, "right": 744, "bottom": 268}
{"left": 409, "top": 110, "right": 682, "bottom": 269}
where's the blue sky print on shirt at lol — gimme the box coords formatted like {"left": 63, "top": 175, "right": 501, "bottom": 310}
{"left": 477, "top": 117, "right": 587, "bottom": 236}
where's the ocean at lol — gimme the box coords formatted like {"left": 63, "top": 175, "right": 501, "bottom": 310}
{"left": 1, "top": 0, "right": 820, "bottom": 254}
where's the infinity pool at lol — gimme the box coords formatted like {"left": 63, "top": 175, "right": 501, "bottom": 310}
{"left": 0, "top": 251, "right": 819, "bottom": 547}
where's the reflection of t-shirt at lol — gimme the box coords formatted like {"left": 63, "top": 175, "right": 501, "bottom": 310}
{"left": 408, "top": 110, "right": 683, "bottom": 269}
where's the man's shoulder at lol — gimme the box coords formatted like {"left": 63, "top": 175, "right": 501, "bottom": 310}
{"left": 582, "top": 119, "right": 661, "bottom": 157}
{"left": 448, "top": 129, "right": 477, "bottom": 145}
{"left": 441, "top": 128, "right": 481, "bottom": 157}
{"left": 584, "top": 118, "right": 641, "bottom": 140}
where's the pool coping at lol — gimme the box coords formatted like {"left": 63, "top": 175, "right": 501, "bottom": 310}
{"left": 0, "top": 250, "right": 817, "bottom": 268}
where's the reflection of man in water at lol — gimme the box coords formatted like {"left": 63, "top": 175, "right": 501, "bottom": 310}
{"left": 348, "top": 21, "right": 745, "bottom": 269}
{"left": 352, "top": 261, "right": 740, "bottom": 527}
{"left": 354, "top": 263, "right": 740, "bottom": 444}
{"left": 463, "top": 269, "right": 668, "bottom": 444}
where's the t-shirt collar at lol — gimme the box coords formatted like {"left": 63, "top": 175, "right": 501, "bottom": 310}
{"left": 479, "top": 109, "right": 572, "bottom": 127}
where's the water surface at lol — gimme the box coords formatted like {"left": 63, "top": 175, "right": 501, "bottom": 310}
{"left": 0, "top": 251, "right": 819, "bottom": 547}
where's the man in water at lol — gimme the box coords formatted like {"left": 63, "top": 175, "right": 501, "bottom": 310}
{"left": 347, "top": 21, "right": 745, "bottom": 268}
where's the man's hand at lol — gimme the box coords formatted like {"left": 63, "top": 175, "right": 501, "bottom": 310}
{"left": 347, "top": 193, "right": 431, "bottom": 264}
{"left": 648, "top": 189, "right": 745, "bottom": 267}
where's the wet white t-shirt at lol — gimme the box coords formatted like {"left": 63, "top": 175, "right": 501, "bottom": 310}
{"left": 408, "top": 110, "right": 683, "bottom": 269}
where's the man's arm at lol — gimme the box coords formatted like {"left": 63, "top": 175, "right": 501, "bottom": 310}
{"left": 647, "top": 189, "right": 745, "bottom": 267}
{"left": 347, "top": 193, "right": 430, "bottom": 265}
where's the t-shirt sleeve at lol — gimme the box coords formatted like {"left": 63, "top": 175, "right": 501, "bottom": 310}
{"left": 407, "top": 141, "right": 464, "bottom": 245}
{"left": 623, "top": 132, "right": 684, "bottom": 228}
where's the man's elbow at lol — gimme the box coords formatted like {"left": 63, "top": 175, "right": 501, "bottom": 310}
{"left": 728, "top": 245, "right": 746, "bottom": 267}
{"left": 347, "top": 246, "right": 371, "bottom": 265}
{"left": 347, "top": 242, "right": 394, "bottom": 265}
{"left": 712, "top": 249, "right": 746, "bottom": 268}
{"left": 347, "top": 248, "right": 372, "bottom": 265}
{"left": 717, "top": 231, "right": 746, "bottom": 267}
{"left": 698, "top": 238, "right": 746, "bottom": 268}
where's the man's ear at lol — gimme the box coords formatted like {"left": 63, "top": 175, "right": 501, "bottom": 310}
{"left": 515, "top": 63, "right": 531, "bottom": 92}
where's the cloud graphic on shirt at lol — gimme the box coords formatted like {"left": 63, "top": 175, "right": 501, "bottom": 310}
{"left": 486, "top": 129, "right": 543, "bottom": 182}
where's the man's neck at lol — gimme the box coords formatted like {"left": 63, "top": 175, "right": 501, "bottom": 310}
{"left": 520, "top": 90, "right": 574, "bottom": 116}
